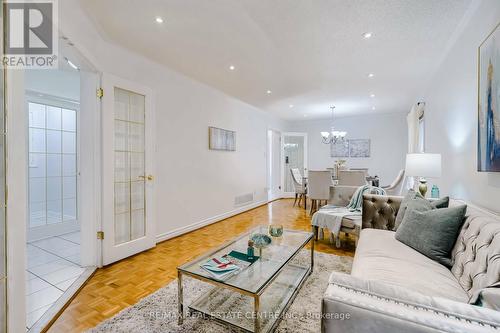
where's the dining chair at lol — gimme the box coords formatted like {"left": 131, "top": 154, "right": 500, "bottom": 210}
{"left": 337, "top": 170, "right": 368, "bottom": 186}
{"left": 307, "top": 170, "right": 333, "bottom": 215}
{"left": 290, "top": 168, "right": 307, "bottom": 208}
{"left": 382, "top": 169, "right": 405, "bottom": 195}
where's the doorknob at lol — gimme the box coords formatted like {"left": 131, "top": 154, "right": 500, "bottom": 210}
{"left": 139, "top": 175, "right": 154, "bottom": 181}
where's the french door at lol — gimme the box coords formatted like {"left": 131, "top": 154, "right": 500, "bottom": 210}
{"left": 101, "top": 74, "right": 155, "bottom": 265}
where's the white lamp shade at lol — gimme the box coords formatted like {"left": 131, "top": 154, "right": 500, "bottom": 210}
{"left": 405, "top": 153, "right": 442, "bottom": 178}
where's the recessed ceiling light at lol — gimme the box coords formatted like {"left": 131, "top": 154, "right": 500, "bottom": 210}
{"left": 303, "top": 114, "right": 308, "bottom": 117}
{"left": 362, "top": 32, "right": 373, "bottom": 39}
{"left": 266, "top": 90, "right": 272, "bottom": 94}
{"left": 368, "top": 73, "right": 374, "bottom": 78}
{"left": 372, "top": 106, "right": 376, "bottom": 110}
{"left": 289, "top": 104, "right": 294, "bottom": 108}
{"left": 229, "top": 65, "right": 235, "bottom": 71}
{"left": 370, "top": 93, "right": 375, "bottom": 98}
{"left": 155, "top": 17, "right": 164, "bottom": 23}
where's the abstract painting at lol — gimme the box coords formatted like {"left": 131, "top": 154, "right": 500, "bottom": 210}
{"left": 349, "top": 139, "right": 371, "bottom": 158}
{"left": 209, "top": 127, "right": 236, "bottom": 151}
{"left": 478, "top": 23, "right": 500, "bottom": 172}
{"left": 330, "top": 141, "right": 349, "bottom": 157}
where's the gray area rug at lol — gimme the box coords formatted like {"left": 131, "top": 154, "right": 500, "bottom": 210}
{"left": 89, "top": 251, "right": 352, "bottom": 333}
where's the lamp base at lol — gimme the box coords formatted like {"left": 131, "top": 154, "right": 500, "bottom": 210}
{"left": 418, "top": 179, "right": 428, "bottom": 197}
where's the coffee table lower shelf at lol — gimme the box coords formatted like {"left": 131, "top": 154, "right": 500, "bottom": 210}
{"left": 187, "top": 263, "right": 310, "bottom": 333}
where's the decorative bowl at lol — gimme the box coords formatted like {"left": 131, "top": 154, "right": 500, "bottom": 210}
{"left": 268, "top": 224, "right": 284, "bottom": 237}
{"left": 250, "top": 233, "right": 272, "bottom": 249}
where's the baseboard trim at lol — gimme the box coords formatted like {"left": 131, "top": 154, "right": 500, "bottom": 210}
{"left": 155, "top": 200, "right": 270, "bottom": 243}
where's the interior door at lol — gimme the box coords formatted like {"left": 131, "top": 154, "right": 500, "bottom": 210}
{"left": 101, "top": 74, "right": 155, "bottom": 265}
{"left": 282, "top": 133, "right": 308, "bottom": 197}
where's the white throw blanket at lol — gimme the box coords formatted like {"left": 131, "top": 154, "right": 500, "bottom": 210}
{"left": 311, "top": 207, "right": 361, "bottom": 237}
{"left": 311, "top": 185, "right": 386, "bottom": 238}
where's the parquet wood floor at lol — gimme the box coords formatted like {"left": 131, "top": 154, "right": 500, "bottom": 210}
{"left": 47, "top": 199, "right": 355, "bottom": 332}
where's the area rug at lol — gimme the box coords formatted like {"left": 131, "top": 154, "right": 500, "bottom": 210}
{"left": 89, "top": 251, "right": 352, "bottom": 333}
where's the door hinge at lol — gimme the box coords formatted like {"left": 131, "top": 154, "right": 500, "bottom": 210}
{"left": 97, "top": 88, "right": 104, "bottom": 99}
{"left": 97, "top": 231, "right": 104, "bottom": 240}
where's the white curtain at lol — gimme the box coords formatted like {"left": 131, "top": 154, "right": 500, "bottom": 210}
{"left": 407, "top": 103, "right": 425, "bottom": 153}
{"left": 406, "top": 103, "right": 425, "bottom": 190}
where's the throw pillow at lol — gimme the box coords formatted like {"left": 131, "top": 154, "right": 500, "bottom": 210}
{"left": 395, "top": 205, "right": 467, "bottom": 267}
{"left": 394, "top": 190, "right": 419, "bottom": 230}
{"left": 394, "top": 190, "right": 450, "bottom": 230}
{"left": 432, "top": 196, "right": 450, "bottom": 209}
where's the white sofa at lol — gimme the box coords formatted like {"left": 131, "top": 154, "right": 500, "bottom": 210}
{"left": 321, "top": 196, "right": 500, "bottom": 332}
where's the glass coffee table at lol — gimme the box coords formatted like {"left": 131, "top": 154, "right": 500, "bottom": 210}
{"left": 177, "top": 226, "right": 314, "bottom": 333}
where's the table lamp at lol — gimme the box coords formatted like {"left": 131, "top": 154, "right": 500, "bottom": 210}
{"left": 405, "top": 153, "right": 442, "bottom": 197}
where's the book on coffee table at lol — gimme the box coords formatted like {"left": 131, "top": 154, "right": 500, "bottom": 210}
{"left": 200, "top": 252, "right": 255, "bottom": 281}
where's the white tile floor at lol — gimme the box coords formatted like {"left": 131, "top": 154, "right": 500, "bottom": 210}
{"left": 26, "top": 231, "right": 84, "bottom": 330}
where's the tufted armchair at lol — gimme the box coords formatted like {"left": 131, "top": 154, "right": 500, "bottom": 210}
{"left": 322, "top": 196, "right": 500, "bottom": 332}
{"left": 362, "top": 193, "right": 402, "bottom": 230}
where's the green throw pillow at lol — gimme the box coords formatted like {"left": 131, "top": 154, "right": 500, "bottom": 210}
{"left": 394, "top": 190, "right": 450, "bottom": 230}
{"left": 395, "top": 205, "right": 467, "bottom": 267}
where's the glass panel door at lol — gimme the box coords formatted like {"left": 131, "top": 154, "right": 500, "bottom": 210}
{"left": 113, "top": 88, "right": 145, "bottom": 245}
{"left": 283, "top": 134, "right": 306, "bottom": 193}
{"left": 102, "top": 74, "right": 154, "bottom": 265}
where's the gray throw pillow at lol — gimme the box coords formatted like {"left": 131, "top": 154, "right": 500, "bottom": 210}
{"left": 394, "top": 190, "right": 450, "bottom": 230}
{"left": 394, "top": 190, "right": 419, "bottom": 230}
{"left": 395, "top": 205, "right": 467, "bottom": 267}
{"left": 432, "top": 196, "right": 450, "bottom": 209}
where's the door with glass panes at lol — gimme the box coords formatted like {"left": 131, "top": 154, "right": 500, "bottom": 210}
{"left": 101, "top": 74, "right": 155, "bottom": 265}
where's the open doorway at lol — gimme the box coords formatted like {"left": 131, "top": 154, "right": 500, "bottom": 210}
{"left": 24, "top": 37, "right": 100, "bottom": 331}
{"left": 282, "top": 133, "right": 308, "bottom": 198}
{"left": 267, "top": 129, "right": 282, "bottom": 201}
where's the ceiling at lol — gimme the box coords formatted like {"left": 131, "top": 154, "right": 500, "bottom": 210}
{"left": 79, "top": 0, "right": 472, "bottom": 120}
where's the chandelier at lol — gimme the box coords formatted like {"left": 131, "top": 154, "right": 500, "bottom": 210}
{"left": 321, "top": 106, "right": 347, "bottom": 144}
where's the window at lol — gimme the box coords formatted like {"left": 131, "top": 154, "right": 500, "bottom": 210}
{"left": 28, "top": 102, "right": 78, "bottom": 228}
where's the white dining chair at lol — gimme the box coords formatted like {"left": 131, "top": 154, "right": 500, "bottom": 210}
{"left": 337, "top": 170, "right": 368, "bottom": 186}
{"left": 290, "top": 168, "right": 307, "bottom": 208}
{"left": 307, "top": 170, "right": 333, "bottom": 215}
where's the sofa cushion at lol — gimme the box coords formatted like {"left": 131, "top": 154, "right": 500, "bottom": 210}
{"left": 352, "top": 229, "right": 468, "bottom": 302}
{"left": 395, "top": 205, "right": 467, "bottom": 267}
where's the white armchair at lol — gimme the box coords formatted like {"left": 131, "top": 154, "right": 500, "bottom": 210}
{"left": 382, "top": 169, "right": 405, "bottom": 195}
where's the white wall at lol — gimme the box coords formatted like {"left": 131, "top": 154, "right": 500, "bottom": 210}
{"left": 423, "top": 0, "right": 500, "bottom": 213}
{"left": 288, "top": 113, "right": 407, "bottom": 185}
{"left": 25, "top": 69, "right": 80, "bottom": 101}
{"left": 59, "top": 0, "right": 286, "bottom": 240}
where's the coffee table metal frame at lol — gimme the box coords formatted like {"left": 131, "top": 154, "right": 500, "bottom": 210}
{"left": 177, "top": 228, "right": 314, "bottom": 333}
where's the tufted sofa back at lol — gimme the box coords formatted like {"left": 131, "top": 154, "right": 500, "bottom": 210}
{"left": 361, "top": 195, "right": 500, "bottom": 299}
{"left": 362, "top": 194, "right": 402, "bottom": 230}
{"left": 450, "top": 203, "right": 500, "bottom": 299}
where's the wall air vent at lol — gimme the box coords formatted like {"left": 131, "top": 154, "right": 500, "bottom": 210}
{"left": 234, "top": 192, "right": 254, "bottom": 207}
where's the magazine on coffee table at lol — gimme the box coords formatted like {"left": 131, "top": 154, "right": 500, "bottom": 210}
{"left": 200, "top": 251, "right": 253, "bottom": 281}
